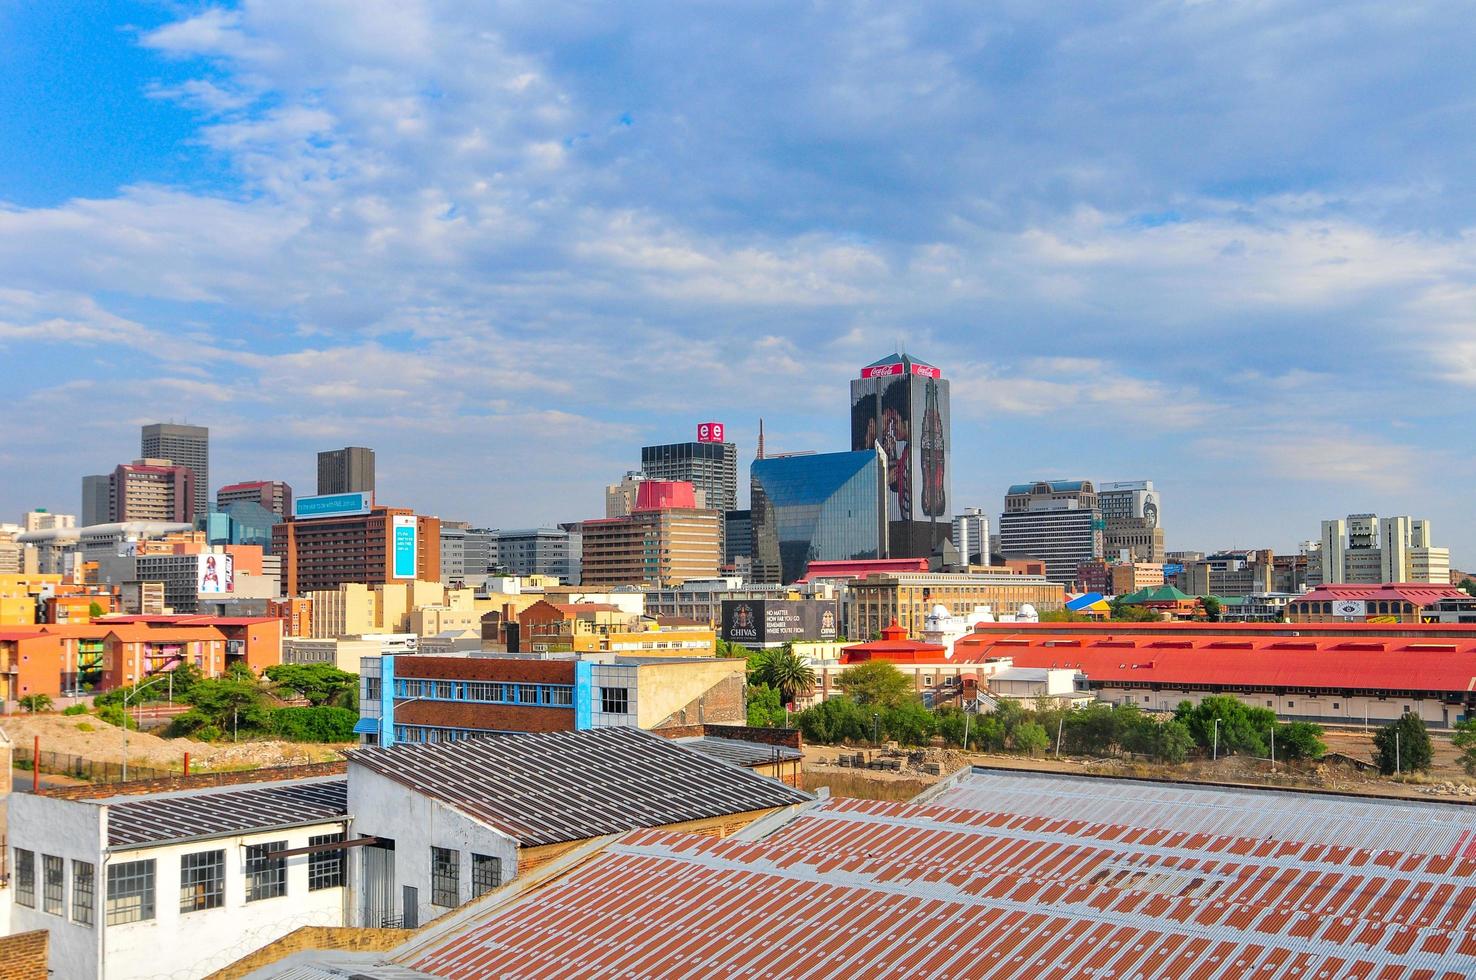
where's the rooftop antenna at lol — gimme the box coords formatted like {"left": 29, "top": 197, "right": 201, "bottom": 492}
{"left": 756, "top": 419, "right": 765, "bottom": 460}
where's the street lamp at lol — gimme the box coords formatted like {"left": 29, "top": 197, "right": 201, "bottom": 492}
{"left": 1212, "top": 718, "right": 1220, "bottom": 762}
{"left": 121, "top": 674, "right": 170, "bottom": 783}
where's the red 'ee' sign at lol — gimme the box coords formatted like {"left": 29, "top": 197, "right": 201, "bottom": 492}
{"left": 697, "top": 422, "right": 725, "bottom": 443}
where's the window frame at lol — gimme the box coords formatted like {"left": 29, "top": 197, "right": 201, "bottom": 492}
{"left": 471, "top": 853, "right": 502, "bottom": 897}
{"left": 599, "top": 686, "right": 630, "bottom": 715}
{"left": 14, "top": 848, "right": 35, "bottom": 908}
{"left": 106, "top": 859, "right": 156, "bottom": 926}
{"left": 244, "top": 841, "right": 288, "bottom": 903}
{"left": 72, "top": 860, "right": 95, "bottom": 927}
{"left": 308, "top": 833, "right": 346, "bottom": 891}
{"left": 180, "top": 849, "right": 226, "bottom": 913}
{"left": 431, "top": 846, "right": 459, "bottom": 908}
{"left": 43, "top": 854, "right": 64, "bottom": 915}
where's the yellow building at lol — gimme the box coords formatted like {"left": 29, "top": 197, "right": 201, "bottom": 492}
{"left": 0, "top": 574, "right": 65, "bottom": 626}
{"left": 577, "top": 623, "right": 717, "bottom": 658}
{"left": 848, "top": 572, "right": 1065, "bottom": 639}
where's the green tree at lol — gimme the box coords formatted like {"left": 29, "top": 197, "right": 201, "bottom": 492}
{"left": 972, "top": 714, "right": 1006, "bottom": 751}
{"left": 745, "top": 683, "right": 787, "bottom": 727}
{"left": 837, "top": 661, "right": 914, "bottom": 709}
{"left": 1151, "top": 719, "right": 1195, "bottom": 764}
{"left": 226, "top": 662, "right": 257, "bottom": 683}
{"left": 1039, "top": 609, "right": 1091, "bottom": 623}
{"left": 264, "top": 663, "right": 358, "bottom": 707}
{"left": 751, "top": 645, "right": 816, "bottom": 707}
{"left": 796, "top": 695, "right": 870, "bottom": 744}
{"left": 716, "top": 639, "right": 757, "bottom": 659}
{"left": 169, "top": 678, "right": 269, "bottom": 737}
{"left": 1109, "top": 601, "right": 1161, "bottom": 622}
{"left": 268, "top": 706, "right": 358, "bottom": 742}
{"left": 1012, "top": 721, "right": 1050, "bottom": 756}
{"left": 1274, "top": 721, "right": 1326, "bottom": 761}
{"left": 1372, "top": 713, "right": 1433, "bottom": 775}
{"left": 1453, "top": 717, "right": 1476, "bottom": 775}
{"left": 881, "top": 701, "right": 937, "bottom": 746}
{"left": 1200, "top": 597, "right": 1223, "bottom": 622}
{"left": 18, "top": 693, "right": 53, "bottom": 713}
{"left": 1174, "top": 695, "right": 1275, "bottom": 756}
{"left": 936, "top": 706, "right": 969, "bottom": 747}
{"left": 1461, "top": 578, "right": 1476, "bottom": 598}
{"left": 87, "top": 601, "right": 104, "bottom": 619}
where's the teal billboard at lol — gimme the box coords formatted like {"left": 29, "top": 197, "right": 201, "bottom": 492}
{"left": 293, "top": 492, "right": 372, "bottom": 520}
{"left": 392, "top": 515, "right": 418, "bottom": 579}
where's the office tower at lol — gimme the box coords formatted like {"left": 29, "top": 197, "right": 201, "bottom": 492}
{"left": 490, "top": 527, "right": 581, "bottom": 583}
{"left": 997, "top": 480, "right": 1103, "bottom": 585}
{"left": 109, "top": 459, "right": 196, "bottom": 523}
{"left": 604, "top": 471, "right": 647, "bottom": 518}
{"left": 580, "top": 482, "right": 719, "bottom": 587}
{"left": 724, "top": 509, "right": 753, "bottom": 567}
{"left": 1097, "top": 479, "right": 1165, "bottom": 563}
{"left": 81, "top": 475, "right": 111, "bottom": 526}
{"left": 217, "top": 480, "right": 293, "bottom": 520}
{"left": 1318, "top": 513, "right": 1449, "bottom": 584}
{"left": 317, "top": 446, "right": 376, "bottom": 495}
{"left": 750, "top": 448, "right": 889, "bottom": 585}
{"left": 141, "top": 422, "right": 209, "bottom": 518}
{"left": 273, "top": 505, "right": 440, "bottom": 594}
{"left": 22, "top": 510, "right": 75, "bottom": 533}
{"left": 641, "top": 426, "right": 738, "bottom": 513}
{"left": 951, "top": 507, "right": 990, "bottom": 565}
{"left": 849, "top": 352, "right": 952, "bottom": 558}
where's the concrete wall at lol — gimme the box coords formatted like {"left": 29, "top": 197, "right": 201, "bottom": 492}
{"left": 6, "top": 793, "right": 106, "bottom": 980}
{"left": 347, "top": 764, "right": 518, "bottom": 929}
{"left": 635, "top": 659, "right": 745, "bottom": 729}
{"left": 1102, "top": 685, "right": 1465, "bottom": 729}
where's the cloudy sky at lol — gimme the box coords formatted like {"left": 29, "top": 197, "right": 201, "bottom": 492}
{"left": 2, "top": 2, "right": 1472, "bottom": 560}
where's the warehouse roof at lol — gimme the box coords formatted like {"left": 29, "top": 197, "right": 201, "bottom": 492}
{"left": 397, "top": 768, "right": 1476, "bottom": 979}
{"left": 348, "top": 727, "right": 810, "bottom": 847}
{"left": 673, "top": 736, "right": 803, "bottom": 768}
{"left": 104, "top": 777, "right": 347, "bottom": 848}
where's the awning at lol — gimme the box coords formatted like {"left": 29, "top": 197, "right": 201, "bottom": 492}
{"left": 352, "top": 717, "right": 380, "bottom": 735}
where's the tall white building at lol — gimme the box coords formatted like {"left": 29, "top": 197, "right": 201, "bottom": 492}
{"left": 951, "top": 507, "right": 990, "bottom": 564}
{"left": 1319, "top": 514, "right": 1450, "bottom": 584}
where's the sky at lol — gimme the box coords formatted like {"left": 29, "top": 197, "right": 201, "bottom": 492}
{"left": 1, "top": 1, "right": 1474, "bottom": 561}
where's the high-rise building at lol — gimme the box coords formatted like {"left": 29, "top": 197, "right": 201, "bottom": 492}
{"left": 951, "top": 507, "right": 990, "bottom": 565}
{"left": 750, "top": 448, "right": 889, "bottom": 585}
{"left": 1319, "top": 513, "right": 1450, "bottom": 584}
{"left": 22, "top": 510, "right": 75, "bottom": 533}
{"left": 141, "top": 422, "right": 209, "bottom": 518}
{"left": 641, "top": 426, "right": 738, "bottom": 514}
{"left": 110, "top": 459, "right": 196, "bottom": 523}
{"left": 217, "top": 480, "right": 293, "bottom": 520}
{"left": 1097, "top": 479, "right": 1165, "bottom": 563}
{"left": 317, "top": 446, "right": 376, "bottom": 495}
{"left": 490, "top": 527, "right": 580, "bottom": 583}
{"left": 997, "top": 480, "right": 1103, "bottom": 585}
{"left": 724, "top": 509, "right": 753, "bottom": 568}
{"left": 604, "top": 471, "right": 648, "bottom": 518}
{"left": 580, "top": 481, "right": 720, "bottom": 587}
{"left": 849, "top": 352, "right": 952, "bottom": 558}
{"left": 273, "top": 500, "right": 440, "bottom": 594}
{"left": 81, "top": 474, "right": 111, "bottom": 526}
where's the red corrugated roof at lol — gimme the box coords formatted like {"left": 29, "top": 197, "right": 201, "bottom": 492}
{"left": 1295, "top": 583, "right": 1466, "bottom": 604}
{"left": 797, "top": 558, "right": 930, "bottom": 582}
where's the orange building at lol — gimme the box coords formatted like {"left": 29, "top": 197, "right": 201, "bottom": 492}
{"left": 273, "top": 507, "right": 441, "bottom": 594}
{"left": 267, "top": 597, "right": 313, "bottom": 637}
{"left": 0, "top": 631, "right": 69, "bottom": 701}
{"left": 43, "top": 593, "right": 117, "bottom": 625}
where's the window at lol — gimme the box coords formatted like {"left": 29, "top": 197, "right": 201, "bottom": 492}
{"left": 180, "top": 850, "right": 225, "bottom": 912}
{"left": 245, "top": 841, "right": 287, "bottom": 902}
{"left": 600, "top": 686, "right": 629, "bottom": 715}
{"left": 1333, "top": 703, "right": 1340, "bottom": 710}
{"left": 471, "top": 854, "right": 502, "bottom": 897}
{"left": 364, "top": 676, "right": 381, "bottom": 701}
{"left": 106, "top": 860, "right": 156, "bottom": 925}
{"left": 14, "top": 849, "right": 35, "bottom": 908}
{"left": 308, "top": 833, "right": 346, "bottom": 891}
{"left": 43, "top": 855, "right": 64, "bottom": 915}
{"left": 545, "top": 685, "right": 573, "bottom": 707}
{"left": 72, "top": 861, "right": 95, "bottom": 927}
{"left": 431, "top": 847, "right": 459, "bottom": 907}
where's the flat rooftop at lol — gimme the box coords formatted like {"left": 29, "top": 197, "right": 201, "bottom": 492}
{"left": 397, "top": 768, "right": 1476, "bottom": 979}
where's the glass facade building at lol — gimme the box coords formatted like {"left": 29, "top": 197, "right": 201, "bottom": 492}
{"left": 750, "top": 448, "right": 888, "bottom": 584}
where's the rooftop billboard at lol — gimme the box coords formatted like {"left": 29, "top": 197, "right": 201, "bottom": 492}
{"left": 293, "top": 492, "right": 372, "bottom": 520}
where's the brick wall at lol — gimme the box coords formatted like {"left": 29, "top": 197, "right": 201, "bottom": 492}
{"left": 204, "top": 926, "right": 413, "bottom": 980}
{"left": 47, "top": 760, "right": 348, "bottom": 801}
{"left": 0, "top": 930, "right": 49, "bottom": 980}
{"left": 396, "top": 656, "right": 574, "bottom": 683}
{"left": 651, "top": 672, "right": 745, "bottom": 729}
{"left": 651, "top": 723, "right": 803, "bottom": 750}
{"left": 394, "top": 699, "right": 573, "bottom": 733}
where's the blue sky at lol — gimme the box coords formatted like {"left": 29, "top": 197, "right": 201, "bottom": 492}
{"left": 2, "top": 1, "right": 1473, "bottom": 561}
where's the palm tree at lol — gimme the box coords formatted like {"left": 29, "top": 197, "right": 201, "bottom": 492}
{"left": 759, "top": 644, "right": 816, "bottom": 707}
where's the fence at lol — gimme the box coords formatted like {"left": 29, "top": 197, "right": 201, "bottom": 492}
{"left": 13, "top": 745, "right": 174, "bottom": 784}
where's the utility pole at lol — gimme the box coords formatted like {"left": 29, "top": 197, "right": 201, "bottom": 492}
{"left": 1396, "top": 729, "right": 1401, "bottom": 774}
{"left": 1056, "top": 716, "right": 1064, "bottom": 759}
{"left": 1270, "top": 727, "right": 1275, "bottom": 773}
{"left": 1212, "top": 719, "right": 1220, "bottom": 762}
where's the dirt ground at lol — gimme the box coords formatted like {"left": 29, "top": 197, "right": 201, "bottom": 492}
{"left": 0, "top": 713, "right": 350, "bottom": 773}
{"left": 802, "top": 729, "right": 1476, "bottom": 803}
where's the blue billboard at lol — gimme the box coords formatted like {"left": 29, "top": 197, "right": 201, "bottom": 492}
{"left": 293, "top": 492, "right": 372, "bottom": 520}
{"left": 392, "top": 515, "right": 418, "bottom": 579}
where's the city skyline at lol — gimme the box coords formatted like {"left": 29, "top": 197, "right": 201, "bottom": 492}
{"left": 3, "top": 5, "right": 1474, "bottom": 560}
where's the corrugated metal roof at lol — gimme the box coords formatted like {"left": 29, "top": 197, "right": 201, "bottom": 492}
{"left": 106, "top": 777, "right": 347, "bottom": 847}
{"left": 403, "top": 769, "right": 1476, "bottom": 979}
{"left": 349, "top": 728, "right": 810, "bottom": 847}
{"left": 673, "top": 736, "right": 803, "bottom": 768}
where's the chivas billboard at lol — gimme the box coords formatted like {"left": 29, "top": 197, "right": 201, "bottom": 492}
{"left": 720, "top": 599, "right": 841, "bottom": 647}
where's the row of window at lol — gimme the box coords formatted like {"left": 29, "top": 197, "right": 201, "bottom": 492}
{"left": 13, "top": 837, "right": 344, "bottom": 927}
{"left": 431, "top": 847, "right": 502, "bottom": 907}
{"left": 392, "top": 678, "right": 575, "bottom": 708}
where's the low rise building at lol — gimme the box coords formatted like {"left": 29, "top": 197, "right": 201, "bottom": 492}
{"left": 1288, "top": 583, "right": 1467, "bottom": 623}
{"left": 847, "top": 571, "right": 1063, "bottom": 639}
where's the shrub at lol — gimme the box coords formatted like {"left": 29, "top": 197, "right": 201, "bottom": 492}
{"left": 1373, "top": 713, "right": 1433, "bottom": 775}
{"left": 268, "top": 706, "right": 359, "bottom": 742}
{"left": 18, "top": 693, "right": 53, "bottom": 713}
{"left": 74, "top": 723, "right": 95, "bottom": 733}
{"left": 95, "top": 704, "right": 137, "bottom": 730}
{"left": 194, "top": 724, "right": 223, "bottom": 743}
{"left": 62, "top": 703, "right": 89, "bottom": 716}
{"left": 881, "top": 701, "right": 937, "bottom": 746}
{"left": 1011, "top": 721, "right": 1050, "bottom": 755}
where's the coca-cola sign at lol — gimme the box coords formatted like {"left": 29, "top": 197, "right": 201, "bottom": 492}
{"left": 861, "top": 363, "right": 904, "bottom": 378}
{"left": 697, "top": 421, "right": 725, "bottom": 443}
{"left": 910, "top": 363, "right": 941, "bottom": 378}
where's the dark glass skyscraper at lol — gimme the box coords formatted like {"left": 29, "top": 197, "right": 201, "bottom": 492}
{"left": 750, "top": 448, "right": 889, "bottom": 584}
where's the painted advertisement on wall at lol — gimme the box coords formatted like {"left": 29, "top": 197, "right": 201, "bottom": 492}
{"left": 851, "top": 366, "right": 951, "bottom": 524}
{"left": 197, "top": 553, "right": 234, "bottom": 594}
{"left": 392, "top": 515, "right": 418, "bottom": 579}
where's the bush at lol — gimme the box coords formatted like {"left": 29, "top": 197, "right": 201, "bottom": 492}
{"left": 1174, "top": 696, "right": 1275, "bottom": 756}
{"left": 62, "top": 703, "right": 89, "bottom": 716}
{"left": 881, "top": 701, "right": 937, "bottom": 746}
{"left": 1274, "top": 721, "right": 1326, "bottom": 761}
{"left": 1011, "top": 721, "right": 1050, "bottom": 755}
{"left": 18, "top": 693, "right": 53, "bottom": 713}
{"left": 194, "top": 724, "right": 223, "bottom": 743}
{"left": 745, "top": 684, "right": 787, "bottom": 728}
{"left": 95, "top": 704, "right": 137, "bottom": 730}
{"left": 74, "top": 723, "right": 95, "bottom": 733}
{"left": 836, "top": 661, "right": 914, "bottom": 709}
{"left": 269, "top": 706, "right": 359, "bottom": 742}
{"left": 1373, "top": 713, "right": 1432, "bottom": 775}
{"left": 797, "top": 696, "right": 872, "bottom": 745}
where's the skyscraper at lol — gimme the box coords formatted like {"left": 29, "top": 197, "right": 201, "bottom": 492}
{"left": 750, "top": 448, "right": 889, "bottom": 585}
{"left": 1098, "top": 479, "right": 1165, "bottom": 563}
{"left": 141, "top": 422, "right": 209, "bottom": 518}
{"left": 317, "top": 446, "right": 376, "bottom": 495}
{"left": 849, "top": 352, "right": 951, "bottom": 558}
{"left": 217, "top": 480, "right": 293, "bottom": 520}
{"left": 110, "top": 459, "right": 196, "bottom": 523}
{"left": 997, "top": 480, "right": 1103, "bottom": 585}
{"left": 640, "top": 427, "right": 737, "bottom": 513}
{"left": 81, "top": 475, "right": 111, "bottom": 526}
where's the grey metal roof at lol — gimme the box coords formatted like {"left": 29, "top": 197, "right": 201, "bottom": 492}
{"left": 674, "top": 736, "right": 803, "bottom": 768}
{"left": 348, "top": 727, "right": 810, "bottom": 846}
{"left": 106, "top": 777, "right": 348, "bottom": 848}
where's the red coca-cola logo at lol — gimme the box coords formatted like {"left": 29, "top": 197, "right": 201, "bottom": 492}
{"left": 862, "top": 364, "right": 903, "bottom": 378}
{"left": 910, "top": 364, "right": 940, "bottom": 378}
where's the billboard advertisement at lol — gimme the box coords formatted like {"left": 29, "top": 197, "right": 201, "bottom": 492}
{"left": 1333, "top": 599, "right": 1367, "bottom": 618}
{"left": 391, "top": 515, "right": 418, "bottom": 579}
{"left": 720, "top": 599, "right": 840, "bottom": 647}
{"left": 294, "top": 491, "right": 372, "bottom": 520}
{"left": 696, "top": 421, "right": 726, "bottom": 443}
{"left": 197, "top": 553, "right": 234, "bottom": 594}
{"left": 851, "top": 369, "right": 951, "bottom": 524}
